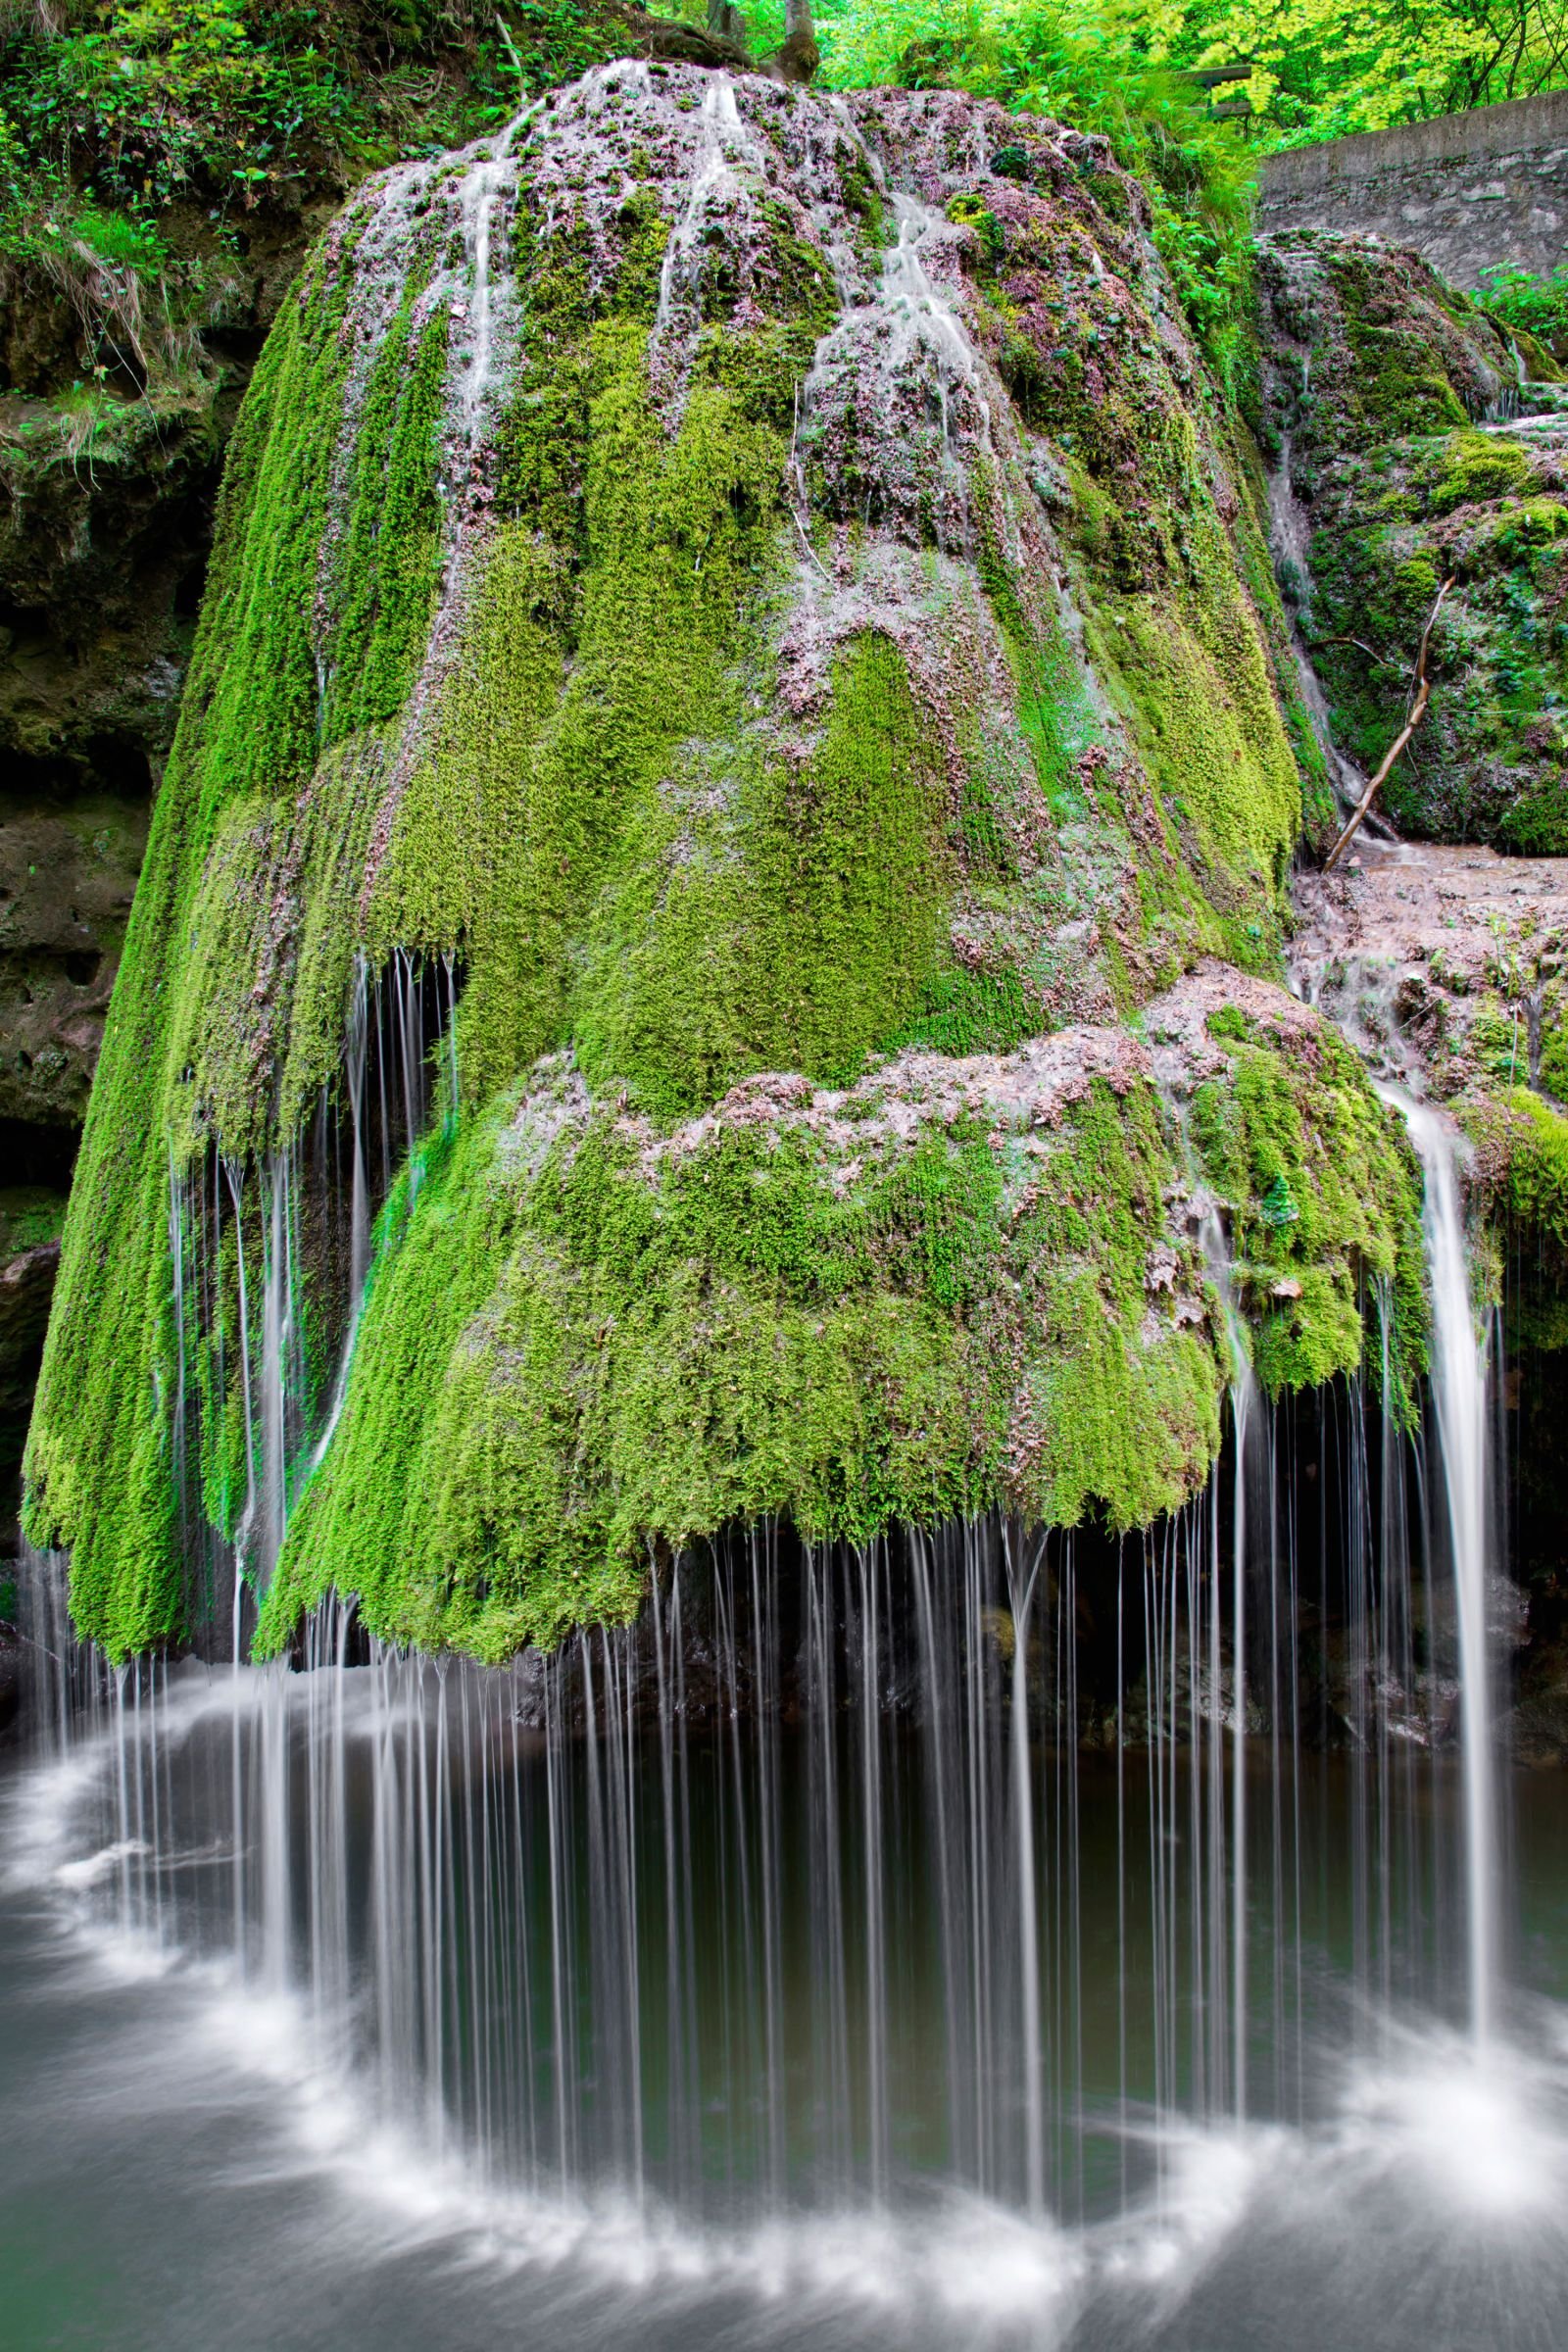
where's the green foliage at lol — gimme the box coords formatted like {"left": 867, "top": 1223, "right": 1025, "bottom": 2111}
{"left": 1221, "top": 0, "right": 1568, "bottom": 141}
{"left": 1187, "top": 1007, "right": 1426, "bottom": 1407}
{"left": 2, "top": 0, "right": 357, "bottom": 212}
{"left": 1056, "top": 0, "right": 1568, "bottom": 147}
{"left": 1477, "top": 264, "right": 1568, "bottom": 366}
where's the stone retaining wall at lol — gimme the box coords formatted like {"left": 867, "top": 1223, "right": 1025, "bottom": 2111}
{"left": 1258, "top": 91, "right": 1568, "bottom": 286}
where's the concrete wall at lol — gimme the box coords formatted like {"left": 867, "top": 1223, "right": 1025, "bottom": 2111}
{"left": 1257, "top": 91, "right": 1568, "bottom": 288}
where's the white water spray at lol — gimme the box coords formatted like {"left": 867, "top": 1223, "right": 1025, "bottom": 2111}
{"left": 1399, "top": 1096, "right": 1498, "bottom": 2047}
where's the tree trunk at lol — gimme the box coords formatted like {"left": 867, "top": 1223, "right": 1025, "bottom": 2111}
{"left": 778, "top": 0, "right": 819, "bottom": 82}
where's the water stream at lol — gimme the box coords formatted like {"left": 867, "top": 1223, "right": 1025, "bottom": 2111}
{"left": 5, "top": 73, "right": 1565, "bottom": 2350}
{"left": 1399, "top": 1097, "right": 1499, "bottom": 2049}
{"left": 7, "top": 918, "right": 1556, "bottom": 2344}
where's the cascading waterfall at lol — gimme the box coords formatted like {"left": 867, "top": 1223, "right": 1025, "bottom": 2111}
{"left": 12, "top": 1324, "right": 1506, "bottom": 2225}
{"left": 157, "top": 949, "right": 462, "bottom": 1649}
{"left": 1399, "top": 1097, "right": 1498, "bottom": 2048}
{"left": 10, "top": 63, "right": 1568, "bottom": 2352}
{"left": 10, "top": 899, "right": 1517, "bottom": 2243}
{"left": 13, "top": 1062, "right": 1565, "bottom": 2344}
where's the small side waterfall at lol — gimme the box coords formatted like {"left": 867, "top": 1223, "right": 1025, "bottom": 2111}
{"left": 1400, "top": 1097, "right": 1498, "bottom": 2047}
{"left": 1291, "top": 877, "right": 1505, "bottom": 2054}
{"left": 156, "top": 949, "right": 461, "bottom": 1646}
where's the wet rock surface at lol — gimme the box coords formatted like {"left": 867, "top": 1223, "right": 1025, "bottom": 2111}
{"left": 1257, "top": 231, "right": 1568, "bottom": 854}
{"left": 1291, "top": 837, "right": 1568, "bottom": 1099}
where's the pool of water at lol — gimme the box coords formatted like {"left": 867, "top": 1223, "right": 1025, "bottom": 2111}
{"left": 5, "top": 1658, "right": 1568, "bottom": 2352}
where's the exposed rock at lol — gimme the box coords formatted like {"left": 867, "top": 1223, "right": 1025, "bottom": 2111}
{"left": 0, "top": 796, "right": 149, "bottom": 1130}
{"left": 25, "top": 66, "right": 1376, "bottom": 1665}
{"left": 1256, "top": 230, "right": 1568, "bottom": 854}
{"left": 1291, "top": 836, "right": 1568, "bottom": 1101}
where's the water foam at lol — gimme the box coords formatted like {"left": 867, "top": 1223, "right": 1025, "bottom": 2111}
{"left": 14, "top": 1698, "right": 1568, "bottom": 2352}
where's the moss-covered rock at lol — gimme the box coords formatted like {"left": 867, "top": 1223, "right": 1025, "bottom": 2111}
{"left": 1257, "top": 231, "right": 1568, "bottom": 855}
{"left": 0, "top": 8, "right": 759, "bottom": 1552}
{"left": 25, "top": 69, "right": 1411, "bottom": 1661}
{"left": 258, "top": 972, "right": 1422, "bottom": 1662}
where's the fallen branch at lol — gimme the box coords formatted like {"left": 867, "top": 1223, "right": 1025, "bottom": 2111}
{"left": 1324, "top": 577, "right": 1454, "bottom": 871}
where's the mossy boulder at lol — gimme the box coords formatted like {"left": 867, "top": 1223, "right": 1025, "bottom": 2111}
{"left": 25, "top": 69, "right": 1410, "bottom": 1661}
{"left": 1257, "top": 232, "right": 1568, "bottom": 855}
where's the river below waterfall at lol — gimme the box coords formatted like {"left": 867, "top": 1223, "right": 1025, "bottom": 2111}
{"left": 6, "top": 1643, "right": 1568, "bottom": 2352}
{"left": 6, "top": 847, "right": 1563, "bottom": 2352}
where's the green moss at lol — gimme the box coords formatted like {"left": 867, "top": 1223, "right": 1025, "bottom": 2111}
{"left": 28, "top": 96, "right": 1372, "bottom": 1666}
{"left": 325, "top": 294, "right": 450, "bottom": 741}
{"left": 1431, "top": 431, "right": 1534, "bottom": 517}
{"left": 1479, "top": 1088, "right": 1568, "bottom": 1253}
{"left": 257, "top": 1061, "right": 1232, "bottom": 1659}
{"left": 1102, "top": 565, "right": 1298, "bottom": 934}
{"left": 574, "top": 626, "right": 952, "bottom": 1112}
{"left": 1540, "top": 984, "right": 1568, "bottom": 1102}
{"left": 1263, "top": 245, "right": 1568, "bottom": 856}
{"left": 1188, "top": 1010, "right": 1426, "bottom": 1410}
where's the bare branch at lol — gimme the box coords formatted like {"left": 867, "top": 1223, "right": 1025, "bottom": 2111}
{"left": 1323, "top": 578, "right": 1454, "bottom": 871}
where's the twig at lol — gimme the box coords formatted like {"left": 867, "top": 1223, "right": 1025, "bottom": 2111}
{"left": 1314, "top": 633, "right": 1401, "bottom": 669}
{"left": 1324, "top": 577, "right": 1454, "bottom": 871}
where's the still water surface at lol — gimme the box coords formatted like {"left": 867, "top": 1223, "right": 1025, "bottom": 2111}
{"left": 5, "top": 1689, "right": 1568, "bottom": 2352}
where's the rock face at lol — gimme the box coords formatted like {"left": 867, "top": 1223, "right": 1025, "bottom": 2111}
{"left": 1256, "top": 92, "right": 1568, "bottom": 291}
{"left": 1292, "top": 839, "right": 1568, "bottom": 1101}
{"left": 0, "top": 5, "right": 729, "bottom": 1544}
{"left": 26, "top": 67, "right": 1432, "bottom": 1663}
{"left": 0, "top": 191, "right": 337, "bottom": 1542}
{"left": 1256, "top": 231, "right": 1568, "bottom": 854}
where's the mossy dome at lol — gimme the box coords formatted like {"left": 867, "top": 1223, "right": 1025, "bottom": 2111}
{"left": 25, "top": 66, "right": 1425, "bottom": 1662}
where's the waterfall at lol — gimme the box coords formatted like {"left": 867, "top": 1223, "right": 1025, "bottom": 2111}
{"left": 12, "top": 1422, "right": 1499, "bottom": 2227}
{"left": 1399, "top": 1097, "right": 1498, "bottom": 2047}
{"left": 12, "top": 1254, "right": 1557, "bottom": 2346}
{"left": 9, "top": 67, "right": 1561, "bottom": 2347}
{"left": 457, "top": 150, "right": 511, "bottom": 445}
{"left": 1291, "top": 916, "right": 1503, "bottom": 2049}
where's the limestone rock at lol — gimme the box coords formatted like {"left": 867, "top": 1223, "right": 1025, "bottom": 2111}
{"left": 19, "top": 70, "right": 1422, "bottom": 1662}
{"left": 1257, "top": 230, "right": 1568, "bottom": 854}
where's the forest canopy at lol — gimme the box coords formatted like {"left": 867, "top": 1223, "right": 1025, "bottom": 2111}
{"left": 806, "top": 0, "right": 1568, "bottom": 149}
{"left": 4, "top": 0, "right": 1567, "bottom": 430}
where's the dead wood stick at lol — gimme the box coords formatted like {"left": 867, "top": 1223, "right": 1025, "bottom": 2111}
{"left": 1324, "top": 577, "right": 1454, "bottom": 871}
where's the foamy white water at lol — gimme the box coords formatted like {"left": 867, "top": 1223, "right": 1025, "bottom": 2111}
{"left": 6, "top": 1513, "right": 1566, "bottom": 2350}
{"left": 1398, "top": 1096, "right": 1499, "bottom": 2047}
